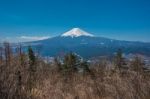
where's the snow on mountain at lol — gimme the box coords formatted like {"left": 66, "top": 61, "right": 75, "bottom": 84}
{"left": 61, "top": 28, "right": 94, "bottom": 37}
{"left": 25, "top": 28, "right": 150, "bottom": 58}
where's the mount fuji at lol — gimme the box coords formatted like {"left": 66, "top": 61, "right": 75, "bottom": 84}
{"left": 61, "top": 28, "right": 94, "bottom": 37}
{"left": 27, "top": 28, "right": 150, "bottom": 58}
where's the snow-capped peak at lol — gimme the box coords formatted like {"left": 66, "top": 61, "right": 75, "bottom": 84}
{"left": 61, "top": 28, "right": 94, "bottom": 37}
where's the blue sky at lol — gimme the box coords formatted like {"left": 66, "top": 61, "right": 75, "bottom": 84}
{"left": 0, "top": 0, "right": 150, "bottom": 42}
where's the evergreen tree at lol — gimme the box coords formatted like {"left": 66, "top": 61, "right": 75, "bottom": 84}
{"left": 81, "top": 61, "right": 90, "bottom": 73}
{"left": 115, "top": 49, "right": 125, "bottom": 70}
{"left": 63, "top": 52, "right": 78, "bottom": 72}
{"left": 28, "top": 46, "right": 36, "bottom": 68}
{"left": 27, "top": 46, "right": 36, "bottom": 98}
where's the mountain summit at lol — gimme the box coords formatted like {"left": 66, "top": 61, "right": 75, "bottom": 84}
{"left": 61, "top": 28, "right": 94, "bottom": 37}
{"left": 27, "top": 28, "right": 150, "bottom": 58}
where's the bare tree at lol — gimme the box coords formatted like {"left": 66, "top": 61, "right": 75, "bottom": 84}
{"left": 3, "top": 42, "right": 12, "bottom": 66}
{"left": 0, "top": 47, "right": 3, "bottom": 63}
{"left": 130, "top": 56, "right": 144, "bottom": 73}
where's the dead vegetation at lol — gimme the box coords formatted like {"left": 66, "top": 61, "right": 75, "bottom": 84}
{"left": 0, "top": 43, "right": 150, "bottom": 99}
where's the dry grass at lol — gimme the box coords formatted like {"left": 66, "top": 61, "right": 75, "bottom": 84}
{"left": 29, "top": 68, "right": 149, "bottom": 99}
{"left": 0, "top": 45, "right": 150, "bottom": 99}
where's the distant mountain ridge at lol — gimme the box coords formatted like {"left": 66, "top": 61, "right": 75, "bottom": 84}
{"left": 26, "top": 28, "right": 150, "bottom": 58}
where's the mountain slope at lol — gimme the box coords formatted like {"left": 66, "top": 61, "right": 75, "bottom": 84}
{"left": 26, "top": 28, "right": 150, "bottom": 58}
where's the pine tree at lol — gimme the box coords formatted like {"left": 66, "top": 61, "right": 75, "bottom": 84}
{"left": 27, "top": 46, "right": 36, "bottom": 98}
{"left": 81, "top": 61, "right": 90, "bottom": 73}
{"left": 28, "top": 46, "right": 36, "bottom": 68}
{"left": 115, "top": 49, "right": 125, "bottom": 70}
{"left": 63, "top": 52, "right": 78, "bottom": 73}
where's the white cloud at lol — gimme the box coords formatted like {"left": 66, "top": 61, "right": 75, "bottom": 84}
{"left": 20, "top": 36, "right": 50, "bottom": 41}
{"left": 0, "top": 36, "right": 50, "bottom": 43}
